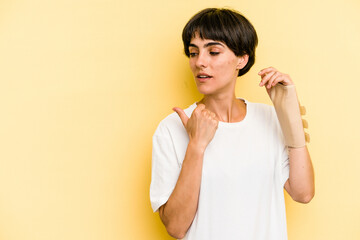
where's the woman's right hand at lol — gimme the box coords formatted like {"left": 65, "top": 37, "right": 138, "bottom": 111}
{"left": 173, "top": 104, "right": 219, "bottom": 151}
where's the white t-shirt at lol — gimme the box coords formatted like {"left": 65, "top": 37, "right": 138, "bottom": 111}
{"left": 150, "top": 99, "right": 289, "bottom": 240}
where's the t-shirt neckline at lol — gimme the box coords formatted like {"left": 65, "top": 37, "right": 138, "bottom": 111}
{"left": 190, "top": 98, "right": 251, "bottom": 127}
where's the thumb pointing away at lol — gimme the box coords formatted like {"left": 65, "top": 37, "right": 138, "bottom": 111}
{"left": 173, "top": 107, "right": 189, "bottom": 127}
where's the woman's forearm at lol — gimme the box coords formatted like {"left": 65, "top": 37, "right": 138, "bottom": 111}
{"left": 285, "top": 146, "right": 315, "bottom": 203}
{"left": 159, "top": 140, "right": 205, "bottom": 239}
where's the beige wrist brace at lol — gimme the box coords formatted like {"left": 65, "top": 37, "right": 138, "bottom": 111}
{"left": 269, "top": 84, "right": 310, "bottom": 148}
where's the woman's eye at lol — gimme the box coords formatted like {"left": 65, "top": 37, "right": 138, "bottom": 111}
{"left": 210, "top": 52, "right": 220, "bottom": 56}
{"left": 189, "top": 52, "right": 198, "bottom": 57}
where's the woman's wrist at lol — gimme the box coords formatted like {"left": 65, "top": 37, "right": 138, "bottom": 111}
{"left": 188, "top": 139, "right": 207, "bottom": 154}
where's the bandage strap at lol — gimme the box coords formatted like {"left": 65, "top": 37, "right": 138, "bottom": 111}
{"left": 270, "top": 84, "right": 308, "bottom": 148}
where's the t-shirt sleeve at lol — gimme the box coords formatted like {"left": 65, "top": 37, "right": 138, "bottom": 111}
{"left": 280, "top": 145, "right": 290, "bottom": 186}
{"left": 150, "top": 124, "right": 181, "bottom": 212}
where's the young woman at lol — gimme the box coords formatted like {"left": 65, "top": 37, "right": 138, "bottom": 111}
{"left": 150, "top": 8, "right": 314, "bottom": 240}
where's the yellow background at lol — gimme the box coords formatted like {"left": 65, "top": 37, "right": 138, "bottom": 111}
{"left": 1, "top": 0, "right": 359, "bottom": 239}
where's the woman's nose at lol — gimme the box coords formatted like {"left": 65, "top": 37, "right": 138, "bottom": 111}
{"left": 195, "top": 52, "right": 208, "bottom": 68}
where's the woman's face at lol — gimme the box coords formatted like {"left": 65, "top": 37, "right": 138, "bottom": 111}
{"left": 188, "top": 33, "right": 247, "bottom": 95}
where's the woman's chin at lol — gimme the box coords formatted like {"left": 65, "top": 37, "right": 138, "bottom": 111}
{"left": 197, "top": 89, "right": 213, "bottom": 95}
{"left": 196, "top": 85, "right": 215, "bottom": 95}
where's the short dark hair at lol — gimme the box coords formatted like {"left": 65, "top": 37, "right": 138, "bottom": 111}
{"left": 182, "top": 8, "right": 258, "bottom": 77}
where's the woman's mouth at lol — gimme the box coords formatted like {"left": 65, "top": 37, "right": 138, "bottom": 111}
{"left": 196, "top": 74, "right": 213, "bottom": 82}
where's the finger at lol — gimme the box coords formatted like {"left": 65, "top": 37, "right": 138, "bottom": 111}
{"left": 259, "top": 70, "right": 276, "bottom": 86}
{"left": 201, "top": 109, "right": 212, "bottom": 120}
{"left": 193, "top": 104, "right": 206, "bottom": 118}
{"left": 202, "top": 109, "right": 219, "bottom": 124}
{"left": 271, "top": 75, "right": 286, "bottom": 87}
{"left": 173, "top": 107, "right": 189, "bottom": 127}
{"left": 202, "top": 108, "right": 217, "bottom": 118}
{"left": 258, "top": 66, "right": 277, "bottom": 74}
{"left": 258, "top": 66, "right": 277, "bottom": 76}
{"left": 213, "top": 118, "right": 219, "bottom": 127}
{"left": 267, "top": 71, "right": 281, "bottom": 88}
{"left": 206, "top": 111, "right": 219, "bottom": 122}
{"left": 207, "top": 111, "right": 219, "bottom": 121}
{"left": 279, "top": 74, "right": 294, "bottom": 86}
{"left": 196, "top": 103, "right": 206, "bottom": 110}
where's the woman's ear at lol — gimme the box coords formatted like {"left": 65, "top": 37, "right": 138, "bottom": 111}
{"left": 237, "top": 55, "right": 249, "bottom": 70}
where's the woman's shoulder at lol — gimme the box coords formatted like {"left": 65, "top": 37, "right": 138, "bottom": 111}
{"left": 246, "top": 100, "right": 275, "bottom": 115}
{"left": 248, "top": 100, "right": 283, "bottom": 133}
{"left": 245, "top": 100, "right": 278, "bottom": 125}
{"left": 154, "top": 102, "right": 197, "bottom": 137}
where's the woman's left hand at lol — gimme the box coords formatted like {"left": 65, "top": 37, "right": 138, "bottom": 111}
{"left": 258, "top": 67, "right": 294, "bottom": 94}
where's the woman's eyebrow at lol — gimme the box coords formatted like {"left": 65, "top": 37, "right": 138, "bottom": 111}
{"left": 189, "top": 42, "right": 224, "bottom": 48}
{"left": 204, "top": 42, "right": 224, "bottom": 48}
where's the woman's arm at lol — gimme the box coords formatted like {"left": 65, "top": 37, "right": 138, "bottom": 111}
{"left": 284, "top": 146, "right": 315, "bottom": 203}
{"left": 159, "top": 104, "right": 218, "bottom": 239}
{"left": 258, "top": 66, "right": 315, "bottom": 203}
{"left": 159, "top": 141, "right": 205, "bottom": 239}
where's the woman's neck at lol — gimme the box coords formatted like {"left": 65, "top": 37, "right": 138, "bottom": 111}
{"left": 198, "top": 93, "right": 246, "bottom": 123}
